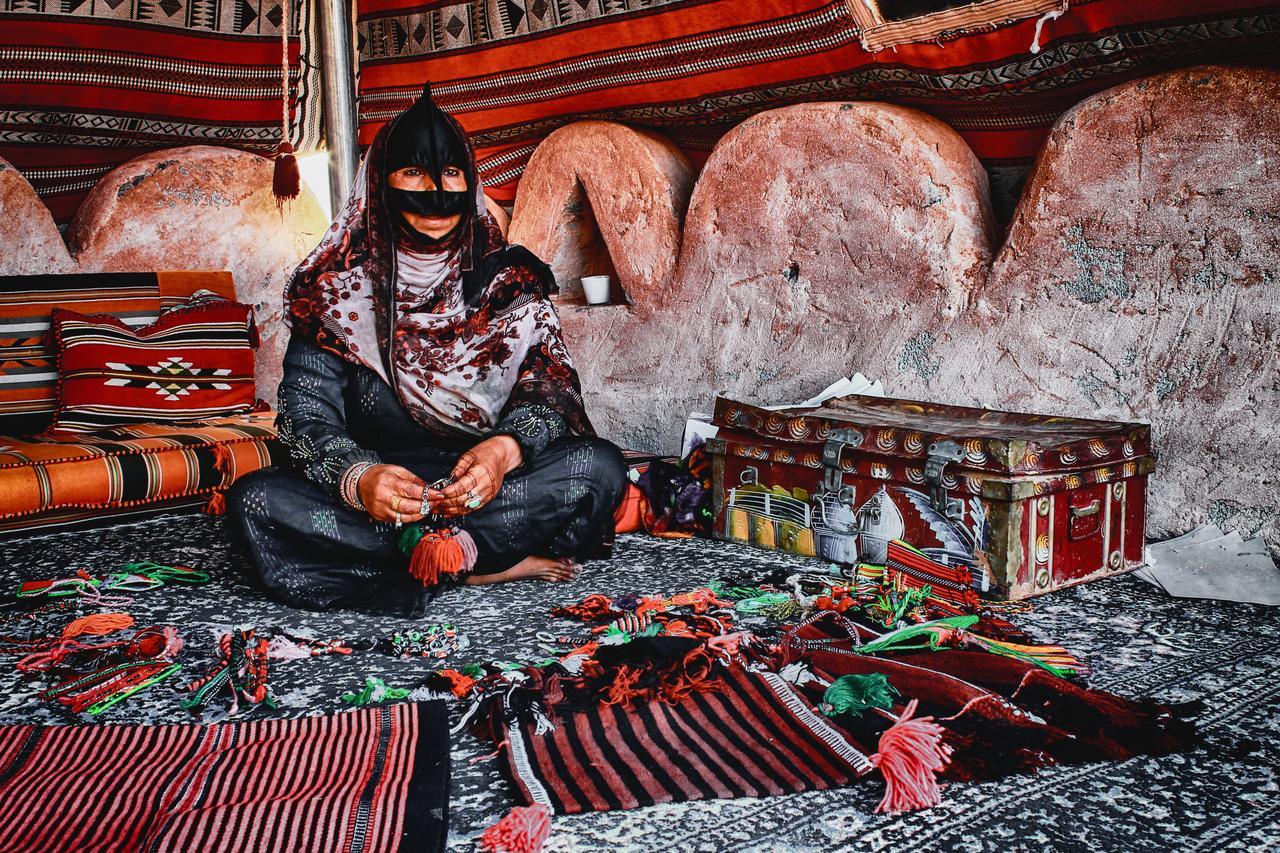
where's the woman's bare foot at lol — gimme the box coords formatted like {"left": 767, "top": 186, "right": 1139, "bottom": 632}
{"left": 464, "top": 556, "right": 579, "bottom": 585}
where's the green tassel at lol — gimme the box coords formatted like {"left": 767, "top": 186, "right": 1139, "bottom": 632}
{"left": 398, "top": 523, "right": 424, "bottom": 556}
{"left": 820, "top": 673, "right": 899, "bottom": 718}
{"left": 857, "top": 615, "right": 980, "bottom": 655}
{"left": 341, "top": 676, "right": 411, "bottom": 706}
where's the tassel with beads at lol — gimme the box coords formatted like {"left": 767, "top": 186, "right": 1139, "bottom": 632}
{"left": 869, "top": 699, "right": 952, "bottom": 814}
{"left": 400, "top": 523, "right": 478, "bottom": 586}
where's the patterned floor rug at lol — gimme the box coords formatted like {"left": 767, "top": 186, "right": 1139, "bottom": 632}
{"left": 1, "top": 512, "right": 1277, "bottom": 852}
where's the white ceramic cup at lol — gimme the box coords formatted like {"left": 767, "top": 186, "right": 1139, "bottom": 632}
{"left": 581, "top": 275, "right": 611, "bottom": 305}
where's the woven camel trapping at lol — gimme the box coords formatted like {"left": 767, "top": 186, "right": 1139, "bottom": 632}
{"left": 0, "top": 701, "right": 450, "bottom": 852}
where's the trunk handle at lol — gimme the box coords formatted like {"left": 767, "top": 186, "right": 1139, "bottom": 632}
{"left": 925, "top": 439, "right": 965, "bottom": 519}
{"left": 821, "top": 428, "right": 864, "bottom": 493}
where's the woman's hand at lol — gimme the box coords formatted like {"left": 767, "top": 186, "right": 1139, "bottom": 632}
{"left": 357, "top": 464, "right": 429, "bottom": 524}
{"left": 428, "top": 435, "right": 523, "bottom": 517}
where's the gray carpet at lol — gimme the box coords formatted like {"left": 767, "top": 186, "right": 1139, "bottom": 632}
{"left": 1, "top": 512, "right": 1278, "bottom": 852}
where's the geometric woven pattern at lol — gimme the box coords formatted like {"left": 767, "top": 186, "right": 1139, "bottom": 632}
{"left": 0, "top": 521, "right": 1275, "bottom": 849}
{"left": 48, "top": 295, "right": 256, "bottom": 433}
{"left": 354, "top": 0, "right": 1280, "bottom": 203}
{"left": 0, "top": 272, "right": 235, "bottom": 436}
{"left": 104, "top": 358, "right": 234, "bottom": 401}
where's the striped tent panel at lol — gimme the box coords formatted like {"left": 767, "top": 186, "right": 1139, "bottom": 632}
{"left": 501, "top": 664, "right": 872, "bottom": 814}
{"left": 0, "top": 702, "right": 450, "bottom": 853}
{"left": 355, "top": 0, "right": 1280, "bottom": 206}
{"left": 0, "top": 412, "right": 277, "bottom": 521}
{"left": 0, "top": 2, "right": 323, "bottom": 226}
{"left": 0, "top": 272, "right": 235, "bottom": 436}
{"left": 48, "top": 297, "right": 256, "bottom": 434}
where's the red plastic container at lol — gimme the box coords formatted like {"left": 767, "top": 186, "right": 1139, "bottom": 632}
{"left": 706, "top": 394, "right": 1155, "bottom": 600}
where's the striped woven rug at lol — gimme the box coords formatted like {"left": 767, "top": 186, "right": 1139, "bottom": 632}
{"left": 0, "top": 701, "right": 450, "bottom": 852}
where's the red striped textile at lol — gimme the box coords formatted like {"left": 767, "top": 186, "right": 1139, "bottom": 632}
{"left": 355, "top": 0, "right": 1280, "bottom": 203}
{"left": 885, "top": 539, "right": 981, "bottom": 615}
{"left": 0, "top": 1, "right": 322, "bottom": 226}
{"left": 0, "top": 702, "right": 450, "bottom": 852}
{"left": 498, "top": 664, "right": 872, "bottom": 813}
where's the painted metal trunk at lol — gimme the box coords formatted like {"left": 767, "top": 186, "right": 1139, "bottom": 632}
{"left": 706, "top": 395, "right": 1155, "bottom": 600}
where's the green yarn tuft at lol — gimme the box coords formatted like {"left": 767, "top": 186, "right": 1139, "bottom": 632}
{"left": 398, "top": 523, "right": 424, "bottom": 557}
{"left": 821, "top": 673, "right": 899, "bottom": 718}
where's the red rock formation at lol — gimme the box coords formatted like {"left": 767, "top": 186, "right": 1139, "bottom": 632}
{"left": 0, "top": 158, "right": 75, "bottom": 275}
{"left": 509, "top": 120, "right": 695, "bottom": 305}
{"left": 558, "top": 102, "right": 995, "bottom": 453}
{"left": 67, "top": 146, "right": 329, "bottom": 399}
{"left": 971, "top": 66, "right": 1280, "bottom": 546}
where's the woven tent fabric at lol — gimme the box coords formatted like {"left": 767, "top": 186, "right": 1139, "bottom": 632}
{"left": 355, "top": 0, "right": 1280, "bottom": 204}
{"left": 0, "top": 701, "right": 451, "bottom": 852}
{"left": 0, "top": 0, "right": 323, "bottom": 227}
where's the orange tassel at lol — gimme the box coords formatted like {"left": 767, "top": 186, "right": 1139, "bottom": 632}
{"left": 869, "top": 699, "right": 953, "bottom": 814}
{"left": 437, "top": 669, "right": 476, "bottom": 699}
{"left": 212, "top": 443, "right": 233, "bottom": 474}
{"left": 62, "top": 612, "right": 134, "bottom": 640}
{"left": 272, "top": 141, "right": 300, "bottom": 207}
{"left": 406, "top": 528, "right": 477, "bottom": 586}
{"left": 204, "top": 490, "right": 227, "bottom": 516}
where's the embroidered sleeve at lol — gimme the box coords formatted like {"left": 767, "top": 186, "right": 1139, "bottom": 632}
{"left": 277, "top": 334, "right": 382, "bottom": 498}
{"left": 493, "top": 404, "right": 568, "bottom": 464}
{"left": 495, "top": 292, "right": 596, "bottom": 449}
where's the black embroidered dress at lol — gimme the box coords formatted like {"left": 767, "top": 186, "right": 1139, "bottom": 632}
{"left": 228, "top": 91, "right": 626, "bottom": 614}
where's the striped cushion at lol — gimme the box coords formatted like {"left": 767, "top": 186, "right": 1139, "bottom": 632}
{"left": 0, "top": 272, "right": 236, "bottom": 435}
{"left": 0, "top": 412, "right": 277, "bottom": 522}
{"left": 48, "top": 294, "right": 255, "bottom": 434}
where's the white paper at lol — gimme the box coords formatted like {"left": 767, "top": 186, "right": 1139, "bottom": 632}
{"left": 1140, "top": 524, "right": 1280, "bottom": 606}
{"left": 681, "top": 374, "right": 886, "bottom": 456}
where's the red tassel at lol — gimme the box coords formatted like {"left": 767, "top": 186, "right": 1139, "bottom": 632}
{"left": 407, "top": 528, "right": 476, "bottom": 586}
{"left": 869, "top": 699, "right": 952, "bottom": 814}
{"left": 204, "top": 490, "right": 227, "bottom": 516}
{"left": 437, "top": 669, "right": 476, "bottom": 699}
{"left": 272, "top": 141, "right": 300, "bottom": 208}
{"left": 212, "top": 443, "right": 233, "bottom": 475}
{"left": 480, "top": 803, "right": 551, "bottom": 853}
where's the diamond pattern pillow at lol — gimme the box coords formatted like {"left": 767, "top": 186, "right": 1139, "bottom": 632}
{"left": 47, "top": 293, "right": 256, "bottom": 434}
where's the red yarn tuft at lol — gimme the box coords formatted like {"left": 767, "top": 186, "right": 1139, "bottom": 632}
{"left": 272, "top": 141, "right": 300, "bottom": 208}
{"left": 480, "top": 803, "right": 551, "bottom": 853}
{"left": 438, "top": 669, "right": 476, "bottom": 698}
{"left": 869, "top": 699, "right": 953, "bottom": 814}
{"left": 408, "top": 529, "right": 477, "bottom": 586}
{"left": 204, "top": 490, "right": 227, "bottom": 516}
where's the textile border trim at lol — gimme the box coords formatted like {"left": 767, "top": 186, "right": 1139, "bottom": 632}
{"left": 759, "top": 671, "right": 875, "bottom": 775}
{"left": 848, "top": 0, "right": 1067, "bottom": 52}
{"left": 506, "top": 719, "right": 555, "bottom": 808}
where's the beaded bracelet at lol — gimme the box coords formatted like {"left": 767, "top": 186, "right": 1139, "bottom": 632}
{"left": 340, "top": 461, "right": 377, "bottom": 511}
{"left": 387, "top": 624, "right": 470, "bottom": 659}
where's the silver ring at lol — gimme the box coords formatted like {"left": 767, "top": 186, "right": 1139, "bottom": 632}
{"left": 464, "top": 491, "right": 482, "bottom": 509}
{"left": 394, "top": 513, "right": 403, "bottom": 528}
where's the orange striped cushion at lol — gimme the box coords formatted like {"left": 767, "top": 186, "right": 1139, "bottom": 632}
{"left": 0, "top": 412, "right": 277, "bottom": 521}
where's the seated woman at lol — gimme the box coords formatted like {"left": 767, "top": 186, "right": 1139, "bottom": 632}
{"left": 228, "top": 85, "right": 627, "bottom": 614}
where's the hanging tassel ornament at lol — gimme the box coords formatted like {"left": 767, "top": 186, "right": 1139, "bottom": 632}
{"left": 868, "top": 699, "right": 952, "bottom": 814}
{"left": 272, "top": 0, "right": 300, "bottom": 207}
{"left": 399, "top": 477, "right": 479, "bottom": 585}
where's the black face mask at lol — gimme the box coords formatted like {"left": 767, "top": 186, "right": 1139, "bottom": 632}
{"left": 387, "top": 186, "right": 470, "bottom": 219}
